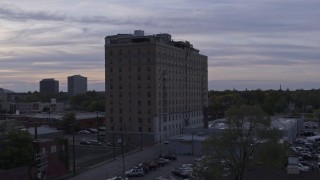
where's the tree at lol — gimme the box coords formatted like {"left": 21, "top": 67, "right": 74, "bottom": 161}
{"left": 202, "top": 105, "right": 284, "bottom": 180}
{"left": 0, "top": 130, "right": 35, "bottom": 169}
{"left": 61, "top": 112, "right": 77, "bottom": 134}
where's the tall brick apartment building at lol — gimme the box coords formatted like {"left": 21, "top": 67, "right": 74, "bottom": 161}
{"left": 105, "top": 30, "right": 208, "bottom": 145}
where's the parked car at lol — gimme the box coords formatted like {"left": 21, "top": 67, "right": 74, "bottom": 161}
{"left": 125, "top": 168, "right": 144, "bottom": 177}
{"left": 295, "top": 138, "right": 306, "bottom": 144}
{"left": 80, "top": 140, "right": 91, "bottom": 145}
{"left": 86, "top": 128, "right": 98, "bottom": 133}
{"left": 298, "top": 161, "right": 309, "bottom": 167}
{"left": 98, "top": 126, "right": 106, "bottom": 131}
{"left": 136, "top": 163, "right": 149, "bottom": 174}
{"left": 181, "top": 163, "right": 193, "bottom": 168}
{"left": 156, "top": 158, "right": 170, "bottom": 166}
{"left": 88, "top": 140, "right": 102, "bottom": 146}
{"left": 78, "top": 130, "right": 91, "bottom": 134}
{"left": 300, "top": 153, "right": 313, "bottom": 160}
{"left": 298, "top": 162, "right": 310, "bottom": 171}
{"left": 146, "top": 161, "right": 158, "bottom": 170}
{"left": 172, "top": 168, "right": 189, "bottom": 178}
{"left": 107, "top": 142, "right": 114, "bottom": 146}
{"left": 301, "top": 131, "right": 316, "bottom": 136}
{"left": 160, "top": 154, "right": 177, "bottom": 160}
{"left": 106, "top": 176, "right": 128, "bottom": 180}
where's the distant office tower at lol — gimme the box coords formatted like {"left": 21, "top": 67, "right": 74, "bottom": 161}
{"left": 105, "top": 30, "right": 208, "bottom": 145}
{"left": 68, "top": 75, "right": 87, "bottom": 96}
{"left": 40, "top": 79, "right": 59, "bottom": 94}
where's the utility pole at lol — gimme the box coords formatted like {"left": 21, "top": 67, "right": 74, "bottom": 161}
{"left": 72, "top": 128, "right": 75, "bottom": 174}
{"left": 191, "top": 132, "right": 194, "bottom": 156}
{"left": 112, "top": 127, "right": 115, "bottom": 160}
{"left": 96, "top": 111, "right": 99, "bottom": 141}
{"left": 140, "top": 120, "right": 143, "bottom": 151}
{"left": 159, "top": 136, "right": 162, "bottom": 156}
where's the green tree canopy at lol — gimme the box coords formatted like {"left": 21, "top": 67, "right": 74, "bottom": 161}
{"left": 0, "top": 130, "right": 35, "bottom": 169}
{"left": 202, "top": 105, "right": 285, "bottom": 180}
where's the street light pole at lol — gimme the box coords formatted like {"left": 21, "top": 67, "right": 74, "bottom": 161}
{"left": 140, "top": 120, "right": 143, "bottom": 151}
{"left": 121, "top": 122, "right": 125, "bottom": 179}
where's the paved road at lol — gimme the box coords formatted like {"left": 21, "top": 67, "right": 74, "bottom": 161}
{"left": 69, "top": 143, "right": 171, "bottom": 180}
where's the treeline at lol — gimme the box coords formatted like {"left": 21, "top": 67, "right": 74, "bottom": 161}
{"left": 209, "top": 89, "right": 320, "bottom": 119}
{"left": 12, "top": 91, "right": 105, "bottom": 112}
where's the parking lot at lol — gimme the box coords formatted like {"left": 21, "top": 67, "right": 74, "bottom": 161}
{"left": 289, "top": 121, "right": 320, "bottom": 172}
{"left": 115, "top": 155, "right": 196, "bottom": 180}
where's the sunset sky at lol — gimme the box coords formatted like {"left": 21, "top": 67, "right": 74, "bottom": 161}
{"left": 1, "top": 0, "right": 319, "bottom": 92}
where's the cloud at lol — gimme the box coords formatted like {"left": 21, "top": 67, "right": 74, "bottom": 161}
{"left": 0, "top": 4, "right": 66, "bottom": 22}
{"left": 0, "top": 0, "right": 320, "bottom": 92}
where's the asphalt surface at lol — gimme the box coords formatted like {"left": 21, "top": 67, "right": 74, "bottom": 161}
{"left": 68, "top": 143, "right": 175, "bottom": 180}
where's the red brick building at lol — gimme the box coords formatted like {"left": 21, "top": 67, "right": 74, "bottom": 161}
{"left": 33, "top": 138, "right": 69, "bottom": 179}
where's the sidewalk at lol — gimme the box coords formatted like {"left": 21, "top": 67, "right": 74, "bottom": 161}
{"left": 67, "top": 143, "right": 167, "bottom": 180}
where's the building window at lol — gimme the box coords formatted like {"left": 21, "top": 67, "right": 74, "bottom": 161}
{"left": 51, "top": 145, "right": 56, "bottom": 153}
